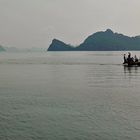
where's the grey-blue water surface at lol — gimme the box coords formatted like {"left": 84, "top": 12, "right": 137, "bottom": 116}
{"left": 0, "top": 51, "right": 140, "bottom": 140}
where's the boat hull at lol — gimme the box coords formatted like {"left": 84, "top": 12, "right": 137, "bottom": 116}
{"left": 123, "top": 62, "right": 140, "bottom": 66}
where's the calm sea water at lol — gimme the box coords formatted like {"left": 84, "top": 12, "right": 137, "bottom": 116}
{"left": 0, "top": 51, "right": 140, "bottom": 140}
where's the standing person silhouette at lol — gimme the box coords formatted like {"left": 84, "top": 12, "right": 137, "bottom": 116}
{"left": 127, "top": 52, "right": 132, "bottom": 65}
{"left": 128, "top": 52, "right": 131, "bottom": 59}
{"left": 134, "top": 55, "right": 138, "bottom": 62}
{"left": 123, "top": 54, "right": 127, "bottom": 64}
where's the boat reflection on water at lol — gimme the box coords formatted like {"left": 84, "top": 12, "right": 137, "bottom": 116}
{"left": 123, "top": 65, "right": 138, "bottom": 74}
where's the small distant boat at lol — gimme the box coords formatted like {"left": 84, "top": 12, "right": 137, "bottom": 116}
{"left": 123, "top": 52, "right": 140, "bottom": 66}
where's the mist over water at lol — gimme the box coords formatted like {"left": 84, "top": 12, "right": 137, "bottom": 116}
{"left": 0, "top": 51, "right": 140, "bottom": 140}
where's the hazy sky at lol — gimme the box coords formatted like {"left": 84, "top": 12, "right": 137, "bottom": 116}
{"left": 0, "top": 0, "right": 140, "bottom": 48}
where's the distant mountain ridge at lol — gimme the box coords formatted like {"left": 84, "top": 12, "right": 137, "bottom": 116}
{"left": 47, "top": 29, "right": 140, "bottom": 51}
{"left": 4, "top": 47, "right": 46, "bottom": 52}
{"left": 0, "top": 45, "right": 6, "bottom": 52}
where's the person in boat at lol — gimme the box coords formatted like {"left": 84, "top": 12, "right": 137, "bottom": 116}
{"left": 128, "top": 52, "right": 131, "bottom": 59}
{"left": 127, "top": 52, "right": 134, "bottom": 65}
{"left": 123, "top": 54, "right": 127, "bottom": 64}
{"left": 127, "top": 52, "right": 131, "bottom": 63}
{"left": 134, "top": 55, "right": 138, "bottom": 62}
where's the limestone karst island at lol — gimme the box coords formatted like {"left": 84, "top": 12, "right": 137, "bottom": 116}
{"left": 48, "top": 29, "right": 140, "bottom": 51}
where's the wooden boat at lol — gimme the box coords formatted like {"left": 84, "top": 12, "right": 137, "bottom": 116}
{"left": 123, "top": 53, "right": 140, "bottom": 66}
{"left": 123, "top": 61, "right": 140, "bottom": 66}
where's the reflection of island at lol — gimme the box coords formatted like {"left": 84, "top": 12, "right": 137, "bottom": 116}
{"left": 48, "top": 29, "right": 140, "bottom": 51}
